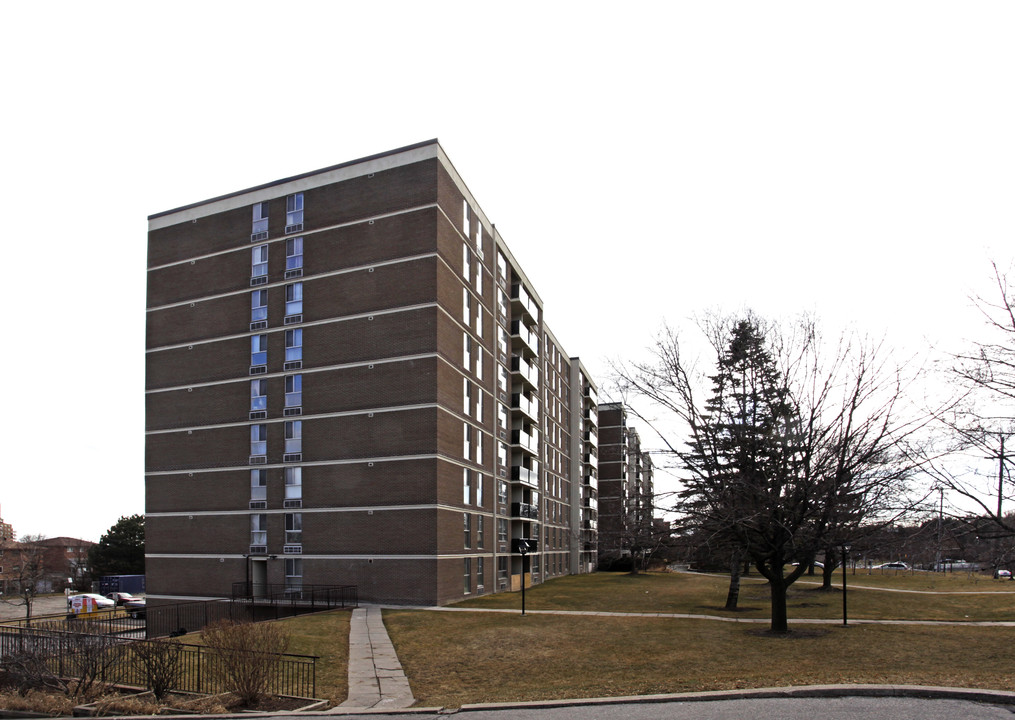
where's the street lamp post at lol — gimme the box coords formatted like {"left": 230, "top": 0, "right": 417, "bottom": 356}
{"left": 841, "top": 544, "right": 851, "bottom": 627}
{"left": 519, "top": 543, "right": 530, "bottom": 616}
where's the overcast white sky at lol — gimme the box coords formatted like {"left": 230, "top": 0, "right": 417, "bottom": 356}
{"left": 2, "top": 2, "right": 1012, "bottom": 541}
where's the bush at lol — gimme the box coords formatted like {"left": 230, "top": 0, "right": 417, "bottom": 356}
{"left": 202, "top": 620, "right": 290, "bottom": 705}
{"left": 132, "top": 638, "right": 183, "bottom": 700}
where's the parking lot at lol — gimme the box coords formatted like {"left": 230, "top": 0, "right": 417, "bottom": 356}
{"left": 0, "top": 593, "right": 79, "bottom": 621}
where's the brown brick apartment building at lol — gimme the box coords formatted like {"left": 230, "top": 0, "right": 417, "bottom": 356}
{"left": 146, "top": 141, "right": 598, "bottom": 605}
{"left": 596, "top": 403, "right": 654, "bottom": 563}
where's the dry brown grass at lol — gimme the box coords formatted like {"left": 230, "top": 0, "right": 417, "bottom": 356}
{"left": 456, "top": 570, "right": 1015, "bottom": 622}
{"left": 384, "top": 610, "right": 1015, "bottom": 708}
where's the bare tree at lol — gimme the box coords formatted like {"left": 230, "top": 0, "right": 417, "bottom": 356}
{"left": 616, "top": 313, "right": 917, "bottom": 632}
{"left": 918, "top": 262, "right": 1015, "bottom": 548}
{"left": 1, "top": 535, "right": 47, "bottom": 624}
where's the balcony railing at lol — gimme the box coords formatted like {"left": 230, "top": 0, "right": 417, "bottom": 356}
{"left": 511, "top": 502, "right": 539, "bottom": 520}
{"left": 511, "top": 537, "right": 539, "bottom": 554}
{"left": 510, "top": 283, "right": 539, "bottom": 322}
{"left": 512, "top": 392, "right": 539, "bottom": 420}
{"left": 511, "top": 428, "right": 540, "bottom": 454}
{"left": 510, "top": 355, "right": 539, "bottom": 389}
{"left": 511, "top": 465, "right": 539, "bottom": 487}
{"left": 510, "top": 320, "right": 539, "bottom": 358}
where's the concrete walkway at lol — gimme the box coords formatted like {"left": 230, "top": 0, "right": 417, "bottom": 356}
{"left": 334, "top": 606, "right": 415, "bottom": 711}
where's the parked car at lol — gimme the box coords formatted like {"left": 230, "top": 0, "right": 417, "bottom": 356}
{"left": 791, "top": 561, "right": 825, "bottom": 568}
{"left": 67, "top": 593, "right": 115, "bottom": 610}
{"left": 996, "top": 569, "right": 1012, "bottom": 579}
{"left": 105, "top": 592, "right": 137, "bottom": 606}
{"left": 874, "top": 562, "right": 910, "bottom": 570}
{"left": 123, "top": 598, "right": 146, "bottom": 619}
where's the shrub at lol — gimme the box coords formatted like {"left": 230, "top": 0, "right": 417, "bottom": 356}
{"left": 132, "top": 638, "right": 183, "bottom": 700}
{"left": 202, "top": 620, "right": 290, "bottom": 705}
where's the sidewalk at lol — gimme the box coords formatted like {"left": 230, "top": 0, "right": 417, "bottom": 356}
{"left": 333, "top": 606, "right": 415, "bottom": 711}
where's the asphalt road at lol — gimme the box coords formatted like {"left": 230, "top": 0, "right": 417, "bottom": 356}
{"left": 326, "top": 697, "right": 1015, "bottom": 720}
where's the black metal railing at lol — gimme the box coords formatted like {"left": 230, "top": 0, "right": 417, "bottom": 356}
{"left": 230, "top": 583, "right": 358, "bottom": 610}
{"left": 0, "top": 625, "right": 317, "bottom": 698}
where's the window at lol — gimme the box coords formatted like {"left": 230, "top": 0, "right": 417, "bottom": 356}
{"left": 498, "top": 327, "right": 508, "bottom": 356}
{"left": 464, "top": 334, "right": 472, "bottom": 371}
{"left": 474, "top": 260, "right": 482, "bottom": 295}
{"left": 285, "top": 374, "right": 302, "bottom": 408}
{"left": 285, "top": 558, "right": 302, "bottom": 591}
{"left": 251, "top": 334, "right": 268, "bottom": 367}
{"left": 286, "top": 193, "right": 304, "bottom": 232}
{"left": 463, "top": 200, "right": 471, "bottom": 237}
{"left": 476, "top": 473, "right": 484, "bottom": 507}
{"left": 250, "top": 469, "right": 266, "bottom": 501}
{"left": 286, "top": 237, "right": 303, "bottom": 270}
{"left": 463, "top": 468, "right": 472, "bottom": 505}
{"left": 477, "top": 557, "right": 485, "bottom": 591}
{"left": 464, "top": 423, "right": 472, "bottom": 460}
{"left": 463, "top": 557, "right": 472, "bottom": 594}
{"left": 251, "top": 290, "right": 267, "bottom": 323}
{"left": 498, "top": 556, "right": 508, "bottom": 587}
{"left": 285, "top": 420, "right": 302, "bottom": 454}
{"left": 250, "top": 379, "right": 267, "bottom": 412}
{"left": 285, "top": 467, "right": 302, "bottom": 502}
{"left": 463, "top": 244, "right": 472, "bottom": 281}
{"left": 475, "top": 431, "right": 483, "bottom": 464}
{"left": 285, "top": 282, "right": 303, "bottom": 317}
{"left": 475, "top": 389, "right": 483, "bottom": 422}
{"left": 475, "top": 308, "right": 483, "bottom": 339}
{"left": 477, "top": 515, "right": 484, "bottom": 548}
{"left": 498, "top": 404, "right": 508, "bottom": 433}
{"left": 464, "top": 378, "right": 472, "bottom": 414}
{"left": 464, "top": 513, "right": 471, "bottom": 548}
{"left": 250, "top": 424, "right": 267, "bottom": 457}
{"left": 497, "top": 366, "right": 508, "bottom": 393}
{"left": 285, "top": 512, "right": 302, "bottom": 545}
{"left": 475, "top": 345, "right": 483, "bottom": 381}
{"left": 252, "top": 244, "right": 268, "bottom": 278}
{"left": 250, "top": 514, "right": 267, "bottom": 547}
{"left": 497, "top": 252, "right": 507, "bottom": 283}
{"left": 252, "top": 202, "right": 269, "bottom": 240}
{"left": 285, "top": 328, "right": 302, "bottom": 362}
{"left": 463, "top": 288, "right": 471, "bottom": 326}
{"left": 497, "top": 518, "right": 508, "bottom": 543}
{"left": 498, "top": 442, "right": 508, "bottom": 471}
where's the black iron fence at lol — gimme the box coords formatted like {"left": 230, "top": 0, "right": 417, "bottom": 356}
{"left": 0, "top": 625, "right": 317, "bottom": 698}
{"left": 230, "top": 582, "right": 358, "bottom": 611}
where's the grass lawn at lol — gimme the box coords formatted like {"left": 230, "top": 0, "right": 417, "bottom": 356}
{"left": 384, "top": 610, "right": 1015, "bottom": 708}
{"left": 455, "top": 570, "right": 1015, "bottom": 622}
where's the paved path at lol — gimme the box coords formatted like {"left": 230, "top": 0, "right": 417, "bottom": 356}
{"left": 421, "top": 605, "right": 1015, "bottom": 627}
{"left": 333, "top": 606, "right": 415, "bottom": 711}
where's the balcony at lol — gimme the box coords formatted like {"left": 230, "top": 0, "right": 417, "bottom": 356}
{"left": 511, "top": 502, "right": 539, "bottom": 520}
{"left": 584, "top": 405, "right": 598, "bottom": 422}
{"left": 510, "top": 355, "right": 539, "bottom": 391}
{"left": 511, "top": 392, "right": 539, "bottom": 421}
{"left": 510, "top": 320, "right": 539, "bottom": 358}
{"left": 511, "top": 283, "right": 539, "bottom": 324}
{"left": 584, "top": 453, "right": 598, "bottom": 469}
{"left": 511, "top": 464, "right": 539, "bottom": 487}
{"left": 511, "top": 427, "right": 540, "bottom": 455}
{"left": 511, "top": 537, "right": 539, "bottom": 554}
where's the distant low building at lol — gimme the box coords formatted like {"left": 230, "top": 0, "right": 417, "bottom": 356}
{"left": 0, "top": 537, "right": 94, "bottom": 594}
